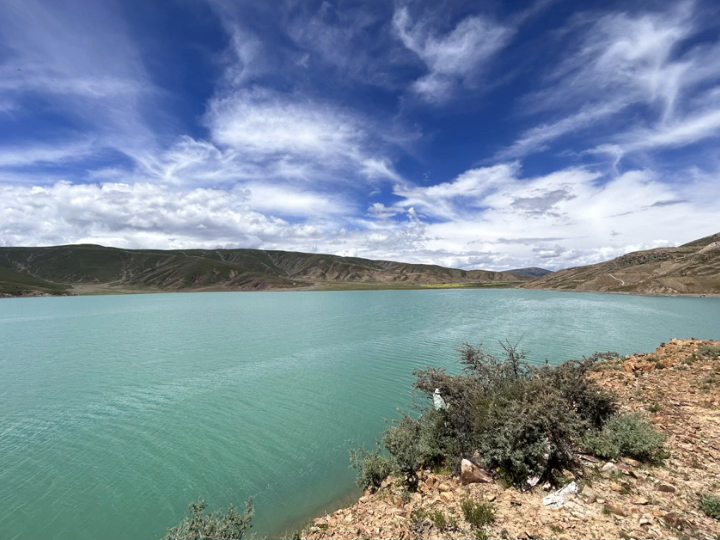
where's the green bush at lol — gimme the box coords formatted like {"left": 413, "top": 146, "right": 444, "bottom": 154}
{"left": 461, "top": 499, "right": 495, "bottom": 529}
{"left": 412, "top": 342, "right": 618, "bottom": 486}
{"left": 348, "top": 444, "right": 393, "bottom": 490}
{"left": 351, "top": 340, "right": 623, "bottom": 489}
{"left": 698, "top": 344, "right": 720, "bottom": 358}
{"left": 164, "top": 499, "right": 253, "bottom": 540}
{"left": 583, "top": 413, "right": 666, "bottom": 462}
{"left": 475, "top": 378, "right": 583, "bottom": 485}
{"left": 700, "top": 494, "right": 720, "bottom": 520}
{"left": 382, "top": 412, "right": 444, "bottom": 490}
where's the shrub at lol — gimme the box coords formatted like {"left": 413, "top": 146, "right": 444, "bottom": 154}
{"left": 700, "top": 494, "right": 720, "bottom": 520}
{"left": 348, "top": 444, "right": 393, "bottom": 490}
{"left": 382, "top": 413, "right": 436, "bottom": 490}
{"left": 583, "top": 414, "right": 666, "bottom": 462}
{"left": 698, "top": 344, "right": 720, "bottom": 358}
{"left": 461, "top": 499, "right": 495, "bottom": 529}
{"left": 352, "top": 340, "right": 622, "bottom": 489}
{"left": 475, "top": 378, "right": 583, "bottom": 485}
{"left": 412, "top": 342, "right": 618, "bottom": 486}
{"left": 164, "top": 499, "right": 253, "bottom": 540}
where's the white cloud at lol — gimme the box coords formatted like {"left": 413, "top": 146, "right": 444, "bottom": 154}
{"left": 393, "top": 7, "right": 511, "bottom": 102}
{"left": 373, "top": 163, "right": 720, "bottom": 269}
{"left": 0, "top": 0, "right": 160, "bottom": 161}
{"left": 0, "top": 140, "right": 95, "bottom": 169}
{"left": 504, "top": 1, "right": 720, "bottom": 160}
{"left": 207, "top": 88, "right": 362, "bottom": 158}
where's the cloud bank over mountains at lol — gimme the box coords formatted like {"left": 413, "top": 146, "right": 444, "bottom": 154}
{"left": 1, "top": 0, "right": 719, "bottom": 270}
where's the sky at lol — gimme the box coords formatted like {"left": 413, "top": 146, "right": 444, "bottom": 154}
{"left": 1, "top": 0, "right": 719, "bottom": 271}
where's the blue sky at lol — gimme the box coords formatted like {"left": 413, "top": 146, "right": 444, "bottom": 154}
{"left": 1, "top": 0, "right": 719, "bottom": 270}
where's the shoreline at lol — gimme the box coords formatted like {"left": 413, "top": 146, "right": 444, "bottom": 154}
{"left": 301, "top": 338, "right": 720, "bottom": 540}
{"left": 3, "top": 283, "right": 720, "bottom": 299}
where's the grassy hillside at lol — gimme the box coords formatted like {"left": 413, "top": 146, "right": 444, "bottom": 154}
{"left": 522, "top": 232, "right": 720, "bottom": 295}
{"left": 0, "top": 261, "right": 70, "bottom": 296}
{"left": 0, "top": 244, "right": 527, "bottom": 297}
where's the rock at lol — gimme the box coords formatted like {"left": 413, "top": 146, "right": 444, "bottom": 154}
{"left": 656, "top": 483, "right": 676, "bottom": 493}
{"left": 561, "top": 469, "right": 576, "bottom": 480}
{"left": 610, "top": 483, "right": 622, "bottom": 492}
{"left": 440, "top": 492, "right": 453, "bottom": 502}
{"left": 437, "top": 482, "right": 453, "bottom": 492}
{"left": 663, "top": 512, "right": 688, "bottom": 530}
{"left": 639, "top": 514, "right": 653, "bottom": 526}
{"left": 542, "top": 482, "right": 552, "bottom": 491}
{"left": 604, "top": 503, "right": 627, "bottom": 517}
{"left": 581, "top": 489, "right": 597, "bottom": 504}
{"left": 485, "top": 494, "right": 496, "bottom": 502}
{"left": 621, "top": 457, "right": 641, "bottom": 468}
{"left": 631, "top": 497, "right": 650, "bottom": 505}
{"left": 460, "top": 459, "right": 492, "bottom": 485}
{"left": 601, "top": 462, "right": 617, "bottom": 473}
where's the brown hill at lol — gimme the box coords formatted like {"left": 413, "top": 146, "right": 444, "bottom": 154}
{"left": 522, "top": 233, "right": 720, "bottom": 295}
{"left": 0, "top": 244, "right": 525, "bottom": 297}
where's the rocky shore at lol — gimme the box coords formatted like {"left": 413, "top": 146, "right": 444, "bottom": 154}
{"left": 303, "top": 339, "right": 720, "bottom": 540}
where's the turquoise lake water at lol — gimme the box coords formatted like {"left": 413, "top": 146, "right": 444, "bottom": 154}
{"left": 0, "top": 289, "right": 718, "bottom": 539}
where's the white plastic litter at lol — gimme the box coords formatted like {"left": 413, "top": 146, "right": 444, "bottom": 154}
{"left": 433, "top": 388, "right": 448, "bottom": 411}
{"left": 542, "top": 481, "right": 578, "bottom": 508}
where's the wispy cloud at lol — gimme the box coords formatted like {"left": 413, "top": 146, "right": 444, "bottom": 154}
{"left": 502, "top": 1, "right": 720, "bottom": 161}
{"left": 0, "top": 0, "right": 161, "bottom": 162}
{"left": 392, "top": 6, "right": 511, "bottom": 102}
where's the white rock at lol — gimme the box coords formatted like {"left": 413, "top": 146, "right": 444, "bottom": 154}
{"left": 460, "top": 459, "right": 492, "bottom": 485}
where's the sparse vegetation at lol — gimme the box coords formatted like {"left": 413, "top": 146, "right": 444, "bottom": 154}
{"left": 348, "top": 444, "right": 394, "bottom": 490}
{"left": 583, "top": 413, "right": 667, "bottom": 463}
{"left": 698, "top": 344, "right": 720, "bottom": 358}
{"left": 429, "top": 509, "right": 457, "bottom": 531}
{"left": 349, "top": 341, "right": 668, "bottom": 490}
{"left": 164, "top": 499, "right": 253, "bottom": 540}
{"left": 461, "top": 499, "right": 495, "bottom": 529}
{"left": 700, "top": 494, "right": 720, "bottom": 520}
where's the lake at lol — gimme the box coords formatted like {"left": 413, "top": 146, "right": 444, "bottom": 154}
{"left": 1, "top": 289, "right": 718, "bottom": 539}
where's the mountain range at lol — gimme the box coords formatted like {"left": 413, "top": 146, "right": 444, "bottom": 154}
{"left": 1, "top": 232, "right": 718, "bottom": 297}
{"left": 0, "top": 244, "right": 527, "bottom": 296}
{"left": 523, "top": 232, "right": 720, "bottom": 295}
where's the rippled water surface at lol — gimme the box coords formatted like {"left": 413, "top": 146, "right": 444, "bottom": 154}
{"left": 1, "top": 289, "right": 718, "bottom": 539}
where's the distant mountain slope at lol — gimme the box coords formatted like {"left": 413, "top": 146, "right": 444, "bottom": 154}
{"left": 506, "top": 267, "right": 552, "bottom": 279}
{"left": 522, "top": 232, "right": 720, "bottom": 295}
{"left": 0, "top": 244, "right": 526, "bottom": 297}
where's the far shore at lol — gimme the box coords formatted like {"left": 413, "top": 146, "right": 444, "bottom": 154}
{"left": 2, "top": 281, "right": 720, "bottom": 299}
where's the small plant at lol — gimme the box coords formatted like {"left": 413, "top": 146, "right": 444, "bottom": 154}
{"left": 461, "top": 499, "right": 495, "bottom": 529}
{"left": 698, "top": 344, "right": 720, "bottom": 358}
{"left": 348, "top": 444, "right": 393, "bottom": 490}
{"left": 648, "top": 402, "right": 661, "bottom": 413}
{"left": 409, "top": 508, "right": 428, "bottom": 534}
{"left": 549, "top": 524, "right": 564, "bottom": 534}
{"left": 429, "top": 509, "right": 457, "bottom": 531}
{"left": 164, "top": 499, "right": 253, "bottom": 540}
{"left": 583, "top": 413, "right": 666, "bottom": 463}
{"left": 700, "top": 374, "right": 718, "bottom": 391}
{"left": 700, "top": 494, "right": 720, "bottom": 520}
